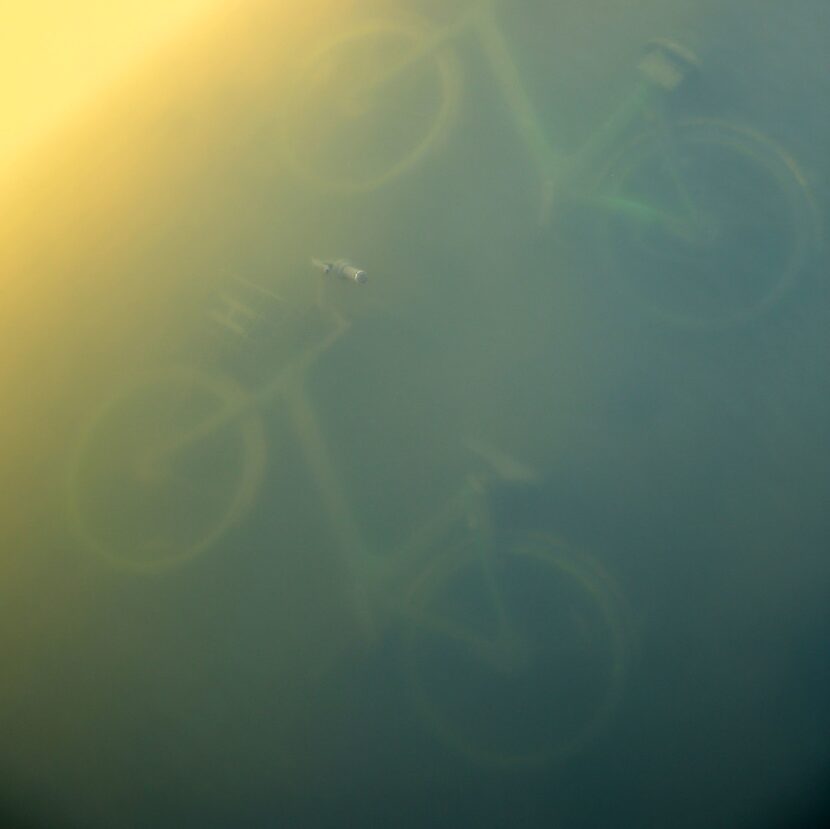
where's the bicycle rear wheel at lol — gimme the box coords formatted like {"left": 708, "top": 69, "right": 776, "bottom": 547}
{"left": 402, "top": 534, "right": 632, "bottom": 768}
{"left": 281, "top": 19, "right": 460, "bottom": 192}
{"left": 597, "top": 119, "right": 820, "bottom": 328}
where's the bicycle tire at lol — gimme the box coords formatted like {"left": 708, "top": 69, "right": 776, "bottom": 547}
{"left": 281, "top": 18, "right": 461, "bottom": 192}
{"left": 402, "top": 533, "right": 632, "bottom": 768}
{"left": 66, "top": 367, "right": 267, "bottom": 573}
{"left": 596, "top": 119, "right": 820, "bottom": 329}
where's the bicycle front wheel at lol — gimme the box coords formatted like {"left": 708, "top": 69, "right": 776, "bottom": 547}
{"left": 281, "top": 18, "right": 461, "bottom": 192}
{"left": 596, "top": 119, "right": 820, "bottom": 328}
{"left": 66, "top": 367, "right": 267, "bottom": 573}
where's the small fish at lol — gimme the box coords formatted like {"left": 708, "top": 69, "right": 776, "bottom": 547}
{"left": 312, "top": 258, "right": 368, "bottom": 285}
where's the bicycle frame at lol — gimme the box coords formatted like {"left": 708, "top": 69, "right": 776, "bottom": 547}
{"left": 215, "top": 317, "right": 629, "bottom": 766}
{"left": 355, "top": 1, "right": 694, "bottom": 228}
{"left": 255, "top": 345, "right": 513, "bottom": 653}
{"left": 284, "top": 2, "right": 818, "bottom": 331}
{"left": 137, "top": 291, "right": 510, "bottom": 650}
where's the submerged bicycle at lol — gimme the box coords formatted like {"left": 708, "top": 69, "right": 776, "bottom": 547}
{"left": 282, "top": 0, "right": 820, "bottom": 328}
{"left": 66, "top": 270, "right": 635, "bottom": 768}
{"left": 66, "top": 2, "right": 818, "bottom": 769}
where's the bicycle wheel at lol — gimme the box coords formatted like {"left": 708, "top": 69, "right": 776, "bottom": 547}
{"left": 281, "top": 18, "right": 461, "bottom": 192}
{"left": 402, "top": 533, "right": 632, "bottom": 768}
{"left": 66, "top": 367, "right": 267, "bottom": 573}
{"left": 596, "top": 119, "right": 820, "bottom": 328}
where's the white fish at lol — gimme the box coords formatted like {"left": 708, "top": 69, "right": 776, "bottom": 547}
{"left": 312, "top": 258, "right": 368, "bottom": 285}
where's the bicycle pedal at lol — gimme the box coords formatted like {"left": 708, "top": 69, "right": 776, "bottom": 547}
{"left": 639, "top": 39, "right": 700, "bottom": 91}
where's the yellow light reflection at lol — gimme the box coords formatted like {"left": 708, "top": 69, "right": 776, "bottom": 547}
{"left": 0, "top": 0, "right": 227, "bottom": 172}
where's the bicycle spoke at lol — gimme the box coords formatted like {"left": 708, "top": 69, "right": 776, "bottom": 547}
{"left": 68, "top": 368, "right": 267, "bottom": 572}
{"left": 648, "top": 108, "right": 701, "bottom": 228}
{"left": 596, "top": 119, "right": 818, "bottom": 327}
{"left": 403, "top": 534, "right": 632, "bottom": 766}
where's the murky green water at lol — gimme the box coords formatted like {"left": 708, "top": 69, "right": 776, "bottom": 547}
{"left": 1, "top": 1, "right": 829, "bottom": 827}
